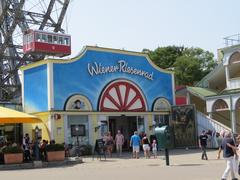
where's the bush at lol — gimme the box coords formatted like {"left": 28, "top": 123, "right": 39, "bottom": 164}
{"left": 46, "top": 144, "right": 64, "bottom": 152}
{"left": 2, "top": 146, "right": 23, "bottom": 154}
{"left": 79, "top": 144, "right": 92, "bottom": 155}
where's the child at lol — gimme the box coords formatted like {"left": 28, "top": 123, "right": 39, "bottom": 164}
{"left": 152, "top": 140, "right": 157, "bottom": 158}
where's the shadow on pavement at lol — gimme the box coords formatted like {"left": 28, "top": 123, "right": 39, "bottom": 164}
{"left": 172, "top": 163, "right": 204, "bottom": 167}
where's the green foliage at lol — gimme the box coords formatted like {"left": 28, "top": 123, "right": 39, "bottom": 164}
{"left": 144, "top": 46, "right": 217, "bottom": 85}
{"left": 2, "top": 146, "right": 23, "bottom": 154}
{"left": 46, "top": 144, "right": 65, "bottom": 152}
{"left": 146, "top": 46, "right": 185, "bottom": 69}
{"left": 174, "top": 56, "right": 202, "bottom": 85}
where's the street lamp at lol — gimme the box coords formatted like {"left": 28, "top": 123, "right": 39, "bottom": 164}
{"left": 75, "top": 125, "right": 80, "bottom": 157}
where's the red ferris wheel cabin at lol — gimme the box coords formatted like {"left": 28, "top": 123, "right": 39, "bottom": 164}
{"left": 23, "top": 29, "right": 71, "bottom": 57}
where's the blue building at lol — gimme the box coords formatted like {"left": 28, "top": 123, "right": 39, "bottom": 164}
{"left": 21, "top": 46, "right": 175, "bottom": 147}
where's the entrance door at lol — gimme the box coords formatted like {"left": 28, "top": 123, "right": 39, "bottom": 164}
{"left": 109, "top": 116, "right": 137, "bottom": 150}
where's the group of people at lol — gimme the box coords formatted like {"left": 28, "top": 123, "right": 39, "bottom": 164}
{"left": 22, "top": 133, "right": 55, "bottom": 162}
{"left": 130, "top": 131, "right": 157, "bottom": 159}
{"left": 102, "top": 130, "right": 124, "bottom": 157}
{"left": 199, "top": 130, "right": 240, "bottom": 180}
{"left": 101, "top": 130, "right": 158, "bottom": 159}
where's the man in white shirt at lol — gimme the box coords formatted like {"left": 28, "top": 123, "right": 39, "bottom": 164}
{"left": 115, "top": 130, "right": 124, "bottom": 156}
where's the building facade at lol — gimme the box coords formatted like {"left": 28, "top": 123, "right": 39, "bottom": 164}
{"left": 21, "top": 46, "right": 175, "bottom": 147}
{"left": 187, "top": 44, "right": 240, "bottom": 133}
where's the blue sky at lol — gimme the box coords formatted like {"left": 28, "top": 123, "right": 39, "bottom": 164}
{"left": 66, "top": 0, "right": 240, "bottom": 58}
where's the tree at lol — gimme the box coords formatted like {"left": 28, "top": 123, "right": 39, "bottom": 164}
{"left": 174, "top": 55, "right": 202, "bottom": 85}
{"left": 143, "top": 46, "right": 217, "bottom": 85}
{"left": 145, "top": 46, "right": 185, "bottom": 69}
{"left": 183, "top": 47, "right": 216, "bottom": 77}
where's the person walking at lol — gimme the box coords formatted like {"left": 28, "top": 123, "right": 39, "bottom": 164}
{"left": 115, "top": 130, "right": 124, "bottom": 157}
{"left": 22, "top": 133, "right": 31, "bottom": 162}
{"left": 105, "top": 132, "right": 114, "bottom": 157}
{"left": 199, "top": 130, "right": 208, "bottom": 160}
{"left": 142, "top": 134, "right": 150, "bottom": 158}
{"left": 130, "top": 131, "right": 141, "bottom": 159}
{"left": 217, "top": 131, "right": 238, "bottom": 180}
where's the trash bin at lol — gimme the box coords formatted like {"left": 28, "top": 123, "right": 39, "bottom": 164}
{"left": 154, "top": 125, "right": 174, "bottom": 149}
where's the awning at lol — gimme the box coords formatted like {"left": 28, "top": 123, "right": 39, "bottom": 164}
{"left": 0, "top": 106, "right": 42, "bottom": 124}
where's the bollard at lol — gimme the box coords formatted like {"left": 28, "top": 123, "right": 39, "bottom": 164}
{"left": 165, "top": 148, "right": 169, "bottom": 166}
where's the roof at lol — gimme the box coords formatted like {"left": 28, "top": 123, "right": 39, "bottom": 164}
{"left": 0, "top": 106, "right": 41, "bottom": 123}
{"left": 219, "top": 88, "right": 240, "bottom": 95}
{"left": 195, "top": 63, "right": 224, "bottom": 87}
{"left": 20, "top": 46, "right": 174, "bottom": 75}
{"left": 187, "top": 86, "right": 218, "bottom": 100}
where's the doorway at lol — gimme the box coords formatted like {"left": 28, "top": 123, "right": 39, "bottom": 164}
{"left": 108, "top": 116, "right": 144, "bottom": 150}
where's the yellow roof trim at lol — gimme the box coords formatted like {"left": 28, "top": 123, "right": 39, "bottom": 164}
{"left": 20, "top": 46, "right": 174, "bottom": 74}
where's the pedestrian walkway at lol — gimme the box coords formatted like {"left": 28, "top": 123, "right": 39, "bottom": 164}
{"left": 0, "top": 149, "right": 233, "bottom": 180}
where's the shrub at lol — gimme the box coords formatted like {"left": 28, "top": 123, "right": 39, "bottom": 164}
{"left": 2, "top": 146, "right": 23, "bottom": 154}
{"left": 46, "top": 144, "right": 64, "bottom": 152}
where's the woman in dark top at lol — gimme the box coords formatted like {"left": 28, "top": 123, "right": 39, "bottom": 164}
{"left": 142, "top": 134, "right": 150, "bottom": 158}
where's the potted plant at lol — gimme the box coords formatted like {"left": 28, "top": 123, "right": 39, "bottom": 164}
{"left": 46, "top": 144, "right": 65, "bottom": 162}
{"left": 2, "top": 146, "right": 23, "bottom": 164}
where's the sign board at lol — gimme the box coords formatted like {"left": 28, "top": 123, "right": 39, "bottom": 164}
{"left": 70, "top": 124, "right": 86, "bottom": 137}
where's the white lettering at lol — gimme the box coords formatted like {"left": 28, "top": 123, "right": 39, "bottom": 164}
{"left": 87, "top": 60, "right": 154, "bottom": 81}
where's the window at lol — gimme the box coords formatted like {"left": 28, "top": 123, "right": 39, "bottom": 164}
{"left": 67, "top": 115, "right": 89, "bottom": 145}
{"left": 53, "top": 35, "right": 58, "bottom": 44}
{"left": 64, "top": 37, "right": 69, "bottom": 45}
{"left": 42, "top": 34, "right": 47, "bottom": 42}
{"left": 47, "top": 34, "right": 52, "bottom": 43}
{"left": 58, "top": 36, "right": 63, "bottom": 45}
{"left": 212, "top": 99, "right": 229, "bottom": 112}
{"left": 154, "top": 115, "right": 169, "bottom": 127}
{"left": 35, "top": 33, "right": 41, "bottom": 42}
{"left": 27, "top": 34, "right": 33, "bottom": 43}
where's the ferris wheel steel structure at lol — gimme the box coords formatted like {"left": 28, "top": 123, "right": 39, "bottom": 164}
{"left": 0, "top": 0, "right": 70, "bottom": 102}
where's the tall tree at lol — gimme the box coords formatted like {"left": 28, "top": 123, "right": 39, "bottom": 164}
{"left": 145, "top": 46, "right": 185, "bottom": 69}
{"left": 174, "top": 55, "right": 202, "bottom": 85}
{"left": 143, "top": 46, "right": 217, "bottom": 85}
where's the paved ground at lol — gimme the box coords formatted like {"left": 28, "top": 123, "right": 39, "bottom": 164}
{"left": 0, "top": 149, "right": 236, "bottom": 180}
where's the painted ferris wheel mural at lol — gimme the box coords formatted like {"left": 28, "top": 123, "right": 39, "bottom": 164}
{"left": 99, "top": 80, "right": 147, "bottom": 112}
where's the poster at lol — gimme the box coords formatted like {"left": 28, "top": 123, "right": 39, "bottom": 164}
{"left": 172, "top": 105, "right": 197, "bottom": 147}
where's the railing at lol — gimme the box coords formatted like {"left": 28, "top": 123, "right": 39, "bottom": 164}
{"left": 197, "top": 111, "right": 231, "bottom": 134}
{"left": 197, "top": 111, "right": 231, "bottom": 148}
{"left": 224, "top": 34, "right": 240, "bottom": 47}
{"left": 228, "top": 78, "right": 240, "bottom": 89}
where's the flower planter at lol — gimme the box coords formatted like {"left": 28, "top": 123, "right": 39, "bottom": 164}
{"left": 4, "top": 153, "right": 23, "bottom": 164}
{"left": 47, "top": 151, "right": 65, "bottom": 162}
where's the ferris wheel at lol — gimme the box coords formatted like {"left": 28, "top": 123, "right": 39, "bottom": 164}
{"left": 0, "top": 0, "right": 71, "bottom": 101}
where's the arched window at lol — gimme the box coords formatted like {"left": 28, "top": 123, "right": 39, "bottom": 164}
{"left": 229, "top": 52, "right": 240, "bottom": 79}
{"left": 236, "top": 98, "right": 240, "bottom": 110}
{"left": 212, "top": 99, "right": 229, "bottom": 112}
{"left": 64, "top": 94, "right": 92, "bottom": 111}
{"left": 152, "top": 98, "right": 171, "bottom": 111}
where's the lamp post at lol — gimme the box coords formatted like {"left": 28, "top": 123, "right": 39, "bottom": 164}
{"left": 34, "top": 126, "right": 40, "bottom": 161}
{"left": 75, "top": 126, "right": 80, "bottom": 157}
